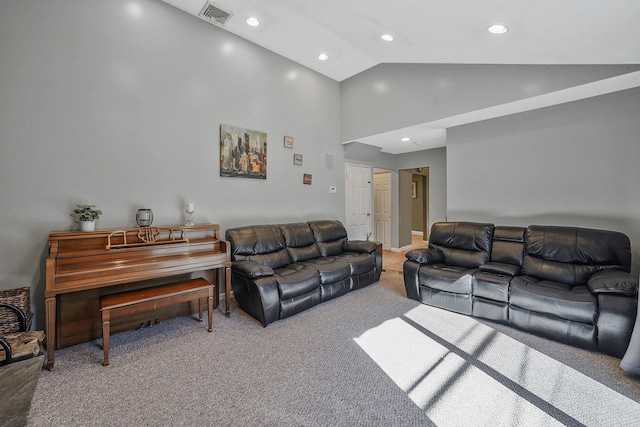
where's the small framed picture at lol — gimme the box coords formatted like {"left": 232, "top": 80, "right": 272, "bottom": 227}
{"left": 284, "top": 135, "right": 294, "bottom": 149}
{"left": 293, "top": 153, "right": 303, "bottom": 166}
{"left": 303, "top": 174, "right": 312, "bottom": 185}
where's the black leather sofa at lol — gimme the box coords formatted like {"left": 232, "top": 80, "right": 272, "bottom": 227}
{"left": 225, "top": 220, "right": 382, "bottom": 326}
{"left": 403, "top": 222, "right": 639, "bottom": 358}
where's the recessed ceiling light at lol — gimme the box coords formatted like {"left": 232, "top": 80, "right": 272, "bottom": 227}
{"left": 381, "top": 34, "right": 394, "bottom": 42}
{"left": 318, "top": 53, "right": 329, "bottom": 61}
{"left": 488, "top": 24, "right": 508, "bottom": 34}
{"left": 401, "top": 137, "right": 410, "bottom": 142}
{"left": 246, "top": 17, "right": 260, "bottom": 27}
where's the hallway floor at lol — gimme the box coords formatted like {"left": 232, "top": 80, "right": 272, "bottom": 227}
{"left": 382, "top": 234, "right": 428, "bottom": 272}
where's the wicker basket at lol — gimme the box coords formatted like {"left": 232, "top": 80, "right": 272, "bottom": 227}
{"left": 0, "top": 286, "right": 32, "bottom": 334}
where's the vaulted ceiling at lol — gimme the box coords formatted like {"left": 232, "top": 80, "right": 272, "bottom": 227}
{"left": 161, "top": 0, "right": 640, "bottom": 153}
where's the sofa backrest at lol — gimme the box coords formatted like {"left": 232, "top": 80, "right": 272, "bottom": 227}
{"left": 279, "top": 222, "right": 321, "bottom": 262}
{"left": 429, "top": 222, "right": 494, "bottom": 268}
{"left": 225, "top": 224, "right": 292, "bottom": 269}
{"left": 490, "top": 226, "right": 526, "bottom": 267}
{"left": 522, "top": 225, "right": 632, "bottom": 286}
{"left": 308, "top": 220, "right": 347, "bottom": 257}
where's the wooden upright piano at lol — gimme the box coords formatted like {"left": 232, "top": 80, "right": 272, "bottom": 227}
{"left": 44, "top": 224, "right": 230, "bottom": 369}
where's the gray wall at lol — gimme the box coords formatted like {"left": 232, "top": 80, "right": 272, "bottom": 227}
{"left": 341, "top": 63, "right": 640, "bottom": 266}
{"left": 447, "top": 87, "right": 640, "bottom": 275}
{"left": 3, "top": 1, "right": 639, "bottom": 327}
{"left": 340, "top": 63, "right": 640, "bottom": 141}
{"left": 0, "top": 0, "right": 342, "bottom": 326}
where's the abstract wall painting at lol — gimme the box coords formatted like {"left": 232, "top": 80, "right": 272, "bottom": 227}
{"left": 220, "top": 124, "right": 267, "bottom": 179}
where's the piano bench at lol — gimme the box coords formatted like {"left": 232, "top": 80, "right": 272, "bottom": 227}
{"left": 100, "top": 278, "right": 215, "bottom": 366}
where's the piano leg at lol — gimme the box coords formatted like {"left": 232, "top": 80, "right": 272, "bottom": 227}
{"left": 225, "top": 266, "right": 231, "bottom": 317}
{"left": 44, "top": 296, "right": 56, "bottom": 370}
{"left": 207, "top": 292, "right": 214, "bottom": 332}
{"left": 101, "top": 310, "right": 110, "bottom": 366}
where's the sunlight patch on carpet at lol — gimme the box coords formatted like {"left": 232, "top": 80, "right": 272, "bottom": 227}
{"left": 354, "top": 304, "right": 640, "bottom": 426}
{"left": 354, "top": 318, "right": 561, "bottom": 425}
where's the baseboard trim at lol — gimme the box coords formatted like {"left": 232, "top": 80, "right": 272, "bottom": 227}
{"left": 391, "top": 245, "right": 412, "bottom": 253}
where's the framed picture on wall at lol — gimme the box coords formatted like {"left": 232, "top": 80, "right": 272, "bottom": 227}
{"left": 284, "top": 135, "right": 294, "bottom": 148}
{"left": 220, "top": 124, "right": 267, "bottom": 179}
{"left": 412, "top": 181, "right": 417, "bottom": 198}
{"left": 293, "top": 153, "right": 303, "bottom": 166}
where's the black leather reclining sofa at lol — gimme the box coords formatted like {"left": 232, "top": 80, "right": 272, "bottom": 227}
{"left": 403, "top": 222, "right": 639, "bottom": 358}
{"left": 226, "top": 220, "right": 382, "bottom": 326}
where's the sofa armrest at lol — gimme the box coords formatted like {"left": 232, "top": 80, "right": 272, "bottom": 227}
{"left": 478, "top": 262, "right": 521, "bottom": 277}
{"left": 405, "top": 248, "right": 443, "bottom": 265}
{"left": 231, "top": 261, "right": 275, "bottom": 279}
{"left": 587, "top": 270, "right": 639, "bottom": 296}
{"left": 344, "top": 240, "right": 378, "bottom": 253}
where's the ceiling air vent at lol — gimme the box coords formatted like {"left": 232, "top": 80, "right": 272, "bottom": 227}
{"left": 198, "top": 2, "right": 232, "bottom": 27}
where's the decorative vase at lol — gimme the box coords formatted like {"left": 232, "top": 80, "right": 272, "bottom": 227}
{"left": 136, "top": 209, "right": 153, "bottom": 227}
{"left": 80, "top": 221, "right": 95, "bottom": 232}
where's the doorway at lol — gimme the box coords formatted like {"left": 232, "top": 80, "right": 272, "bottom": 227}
{"left": 344, "top": 163, "right": 372, "bottom": 240}
{"left": 411, "top": 169, "right": 430, "bottom": 242}
{"left": 373, "top": 171, "right": 392, "bottom": 250}
{"left": 370, "top": 167, "right": 430, "bottom": 251}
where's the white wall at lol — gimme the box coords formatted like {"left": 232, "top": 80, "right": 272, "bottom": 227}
{"left": 447, "top": 87, "right": 640, "bottom": 275}
{"left": 0, "top": 0, "right": 342, "bottom": 325}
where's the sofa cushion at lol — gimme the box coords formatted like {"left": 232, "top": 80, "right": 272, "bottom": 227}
{"left": 429, "top": 222, "right": 494, "bottom": 268}
{"left": 340, "top": 252, "right": 376, "bottom": 276}
{"left": 309, "top": 220, "right": 347, "bottom": 256}
{"left": 300, "top": 257, "right": 351, "bottom": 285}
{"left": 490, "top": 241, "right": 524, "bottom": 266}
{"left": 493, "top": 226, "right": 526, "bottom": 242}
{"left": 274, "top": 265, "right": 320, "bottom": 300}
{"left": 489, "top": 226, "right": 525, "bottom": 266}
{"left": 226, "top": 225, "right": 292, "bottom": 269}
{"left": 472, "top": 272, "right": 510, "bottom": 302}
{"left": 522, "top": 225, "right": 631, "bottom": 286}
{"left": 280, "top": 222, "right": 321, "bottom": 262}
{"left": 510, "top": 276, "right": 598, "bottom": 324}
{"left": 418, "top": 265, "right": 474, "bottom": 294}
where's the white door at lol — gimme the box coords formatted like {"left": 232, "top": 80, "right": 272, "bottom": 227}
{"left": 374, "top": 172, "right": 392, "bottom": 250}
{"left": 345, "top": 164, "right": 372, "bottom": 240}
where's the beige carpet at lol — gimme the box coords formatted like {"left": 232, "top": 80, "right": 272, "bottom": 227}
{"left": 28, "top": 272, "right": 640, "bottom": 426}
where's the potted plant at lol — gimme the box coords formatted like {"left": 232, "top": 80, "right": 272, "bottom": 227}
{"left": 70, "top": 204, "right": 102, "bottom": 231}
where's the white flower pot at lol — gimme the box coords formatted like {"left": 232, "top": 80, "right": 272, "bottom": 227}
{"left": 80, "top": 221, "right": 95, "bottom": 232}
